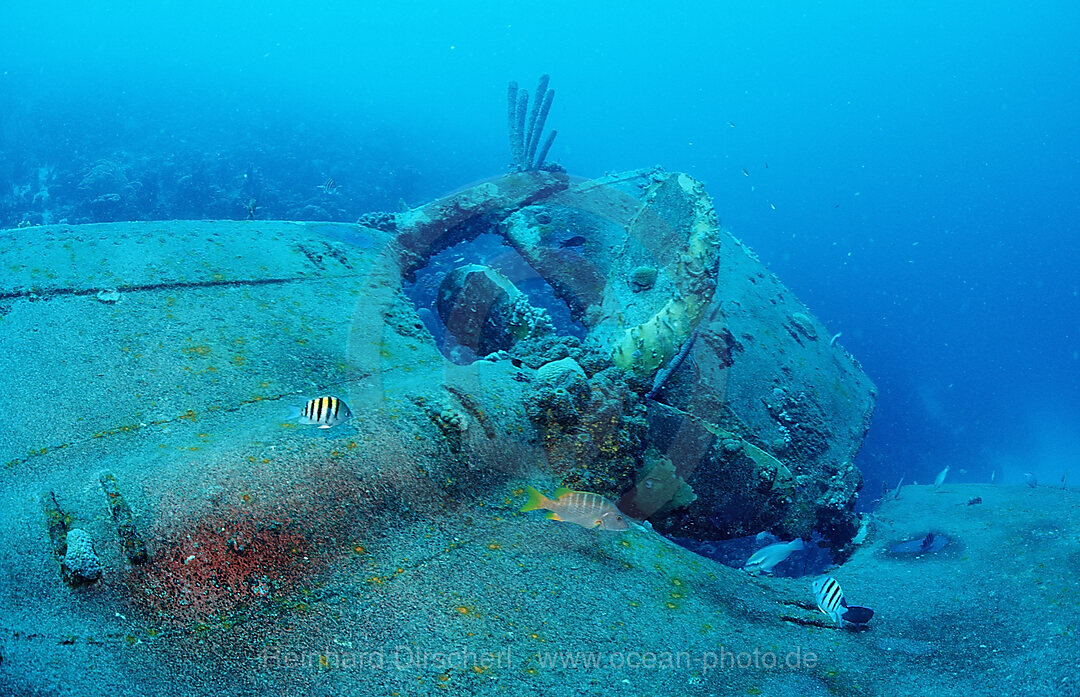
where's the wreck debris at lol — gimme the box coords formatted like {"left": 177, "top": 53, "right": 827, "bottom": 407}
{"left": 491, "top": 167, "right": 871, "bottom": 553}
{"left": 61, "top": 529, "right": 103, "bottom": 586}
{"left": 443, "top": 384, "right": 496, "bottom": 439}
{"left": 629, "top": 265, "right": 658, "bottom": 292}
{"left": 436, "top": 264, "right": 553, "bottom": 357}
{"left": 95, "top": 288, "right": 121, "bottom": 303}
{"left": 645, "top": 299, "right": 723, "bottom": 402}
{"left": 42, "top": 491, "right": 70, "bottom": 559}
{"left": 43, "top": 492, "right": 73, "bottom": 581}
{"left": 42, "top": 492, "right": 102, "bottom": 586}
{"left": 536, "top": 356, "right": 587, "bottom": 390}
{"left": 394, "top": 170, "right": 569, "bottom": 274}
{"left": 432, "top": 407, "right": 468, "bottom": 453}
{"left": 618, "top": 450, "right": 696, "bottom": 518}
{"left": 789, "top": 312, "right": 818, "bottom": 341}
{"left": 742, "top": 441, "right": 796, "bottom": 494}
{"left": 609, "top": 175, "right": 723, "bottom": 378}
{"left": 5, "top": 162, "right": 875, "bottom": 575}
{"left": 356, "top": 210, "right": 397, "bottom": 231}
{"left": 645, "top": 326, "right": 698, "bottom": 401}
{"left": 100, "top": 472, "right": 149, "bottom": 565}
{"left": 526, "top": 357, "right": 591, "bottom": 429}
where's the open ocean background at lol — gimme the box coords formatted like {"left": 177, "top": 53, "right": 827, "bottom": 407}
{"left": 2, "top": 0, "right": 1078, "bottom": 495}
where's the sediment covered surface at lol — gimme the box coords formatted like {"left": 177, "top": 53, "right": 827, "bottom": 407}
{"left": 4, "top": 200, "right": 1053, "bottom": 696}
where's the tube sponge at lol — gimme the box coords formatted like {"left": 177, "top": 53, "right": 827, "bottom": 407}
{"left": 506, "top": 75, "right": 557, "bottom": 170}
{"left": 507, "top": 81, "right": 521, "bottom": 165}
{"left": 524, "top": 74, "right": 550, "bottom": 163}
{"left": 534, "top": 129, "right": 557, "bottom": 170}
{"left": 514, "top": 90, "right": 529, "bottom": 167}
{"left": 527, "top": 86, "right": 554, "bottom": 167}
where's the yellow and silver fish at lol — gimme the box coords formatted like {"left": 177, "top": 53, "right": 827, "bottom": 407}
{"left": 521, "top": 486, "right": 629, "bottom": 531}
{"left": 292, "top": 396, "right": 351, "bottom": 429}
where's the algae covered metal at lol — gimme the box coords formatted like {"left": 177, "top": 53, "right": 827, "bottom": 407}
{"left": 395, "top": 166, "right": 876, "bottom": 554}
{"left": 0, "top": 166, "right": 876, "bottom": 695}
{"left": 2, "top": 167, "right": 873, "bottom": 559}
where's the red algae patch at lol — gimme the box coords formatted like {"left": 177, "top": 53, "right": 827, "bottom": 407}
{"left": 126, "top": 459, "right": 373, "bottom": 625}
{"left": 130, "top": 510, "right": 317, "bottom": 623}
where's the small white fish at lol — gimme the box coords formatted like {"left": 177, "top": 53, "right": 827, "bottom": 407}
{"left": 990, "top": 470, "right": 996, "bottom": 484}
{"left": 1025, "top": 472, "right": 1038, "bottom": 488}
{"left": 933, "top": 466, "right": 949, "bottom": 489}
{"left": 743, "top": 538, "right": 805, "bottom": 574}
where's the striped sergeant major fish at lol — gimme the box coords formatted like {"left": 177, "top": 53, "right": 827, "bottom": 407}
{"left": 520, "top": 486, "right": 629, "bottom": 531}
{"left": 812, "top": 576, "right": 874, "bottom": 627}
{"left": 290, "top": 396, "right": 352, "bottom": 429}
{"left": 317, "top": 178, "right": 340, "bottom": 194}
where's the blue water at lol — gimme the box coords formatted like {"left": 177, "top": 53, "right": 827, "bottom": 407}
{"left": 2, "top": 0, "right": 1078, "bottom": 494}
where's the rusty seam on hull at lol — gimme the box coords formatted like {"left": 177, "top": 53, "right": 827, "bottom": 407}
{"left": 3, "top": 374, "right": 376, "bottom": 470}
{"left": 0, "top": 274, "right": 367, "bottom": 301}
